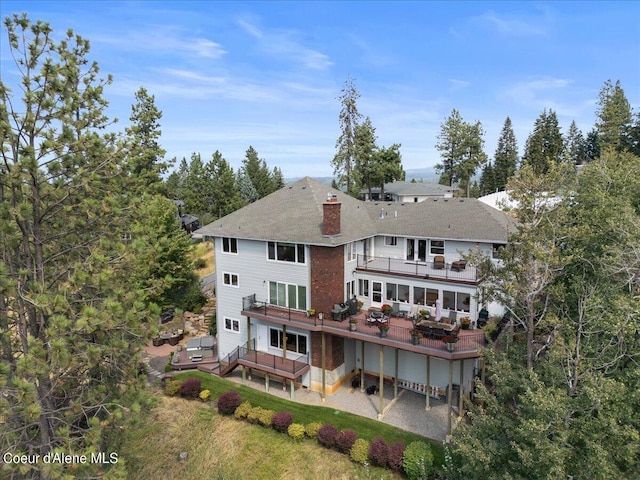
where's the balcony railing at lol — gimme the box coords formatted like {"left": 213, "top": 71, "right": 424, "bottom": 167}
{"left": 356, "top": 254, "right": 478, "bottom": 282}
{"left": 242, "top": 295, "right": 486, "bottom": 357}
{"left": 239, "top": 338, "right": 310, "bottom": 376}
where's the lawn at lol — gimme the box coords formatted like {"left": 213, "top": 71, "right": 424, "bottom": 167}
{"left": 120, "top": 395, "right": 404, "bottom": 480}
{"left": 192, "top": 240, "right": 214, "bottom": 277}
{"left": 173, "top": 371, "right": 444, "bottom": 466}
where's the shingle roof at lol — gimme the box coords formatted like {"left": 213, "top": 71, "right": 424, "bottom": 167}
{"left": 196, "top": 177, "right": 515, "bottom": 245}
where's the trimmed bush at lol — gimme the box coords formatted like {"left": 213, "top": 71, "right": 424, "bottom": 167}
{"left": 199, "top": 389, "right": 211, "bottom": 402}
{"left": 305, "top": 422, "right": 322, "bottom": 439}
{"left": 287, "top": 423, "right": 306, "bottom": 440}
{"left": 350, "top": 438, "right": 370, "bottom": 465}
{"left": 368, "top": 437, "right": 389, "bottom": 467}
{"left": 247, "top": 406, "right": 264, "bottom": 424}
{"left": 403, "top": 441, "right": 434, "bottom": 480}
{"left": 335, "top": 429, "right": 357, "bottom": 453}
{"left": 217, "top": 390, "right": 242, "bottom": 415}
{"left": 234, "top": 401, "right": 252, "bottom": 420}
{"left": 272, "top": 411, "right": 294, "bottom": 433}
{"left": 258, "top": 409, "right": 275, "bottom": 427}
{"left": 317, "top": 424, "right": 339, "bottom": 449}
{"left": 387, "top": 441, "right": 406, "bottom": 471}
{"left": 163, "top": 379, "right": 181, "bottom": 397}
{"left": 178, "top": 377, "right": 202, "bottom": 399}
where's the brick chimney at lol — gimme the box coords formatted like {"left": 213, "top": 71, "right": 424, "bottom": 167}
{"left": 322, "top": 193, "right": 341, "bottom": 236}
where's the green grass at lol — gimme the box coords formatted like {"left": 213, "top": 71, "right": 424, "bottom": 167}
{"left": 173, "top": 371, "right": 445, "bottom": 466}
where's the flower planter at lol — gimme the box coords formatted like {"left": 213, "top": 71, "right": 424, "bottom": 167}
{"left": 349, "top": 322, "right": 357, "bottom": 331}
{"left": 446, "top": 342, "right": 455, "bottom": 352}
{"left": 411, "top": 336, "right": 420, "bottom": 345}
{"left": 379, "top": 329, "right": 388, "bottom": 338}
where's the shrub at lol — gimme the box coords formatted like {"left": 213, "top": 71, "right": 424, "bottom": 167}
{"left": 368, "top": 437, "right": 389, "bottom": 467}
{"left": 164, "top": 364, "right": 173, "bottom": 373}
{"left": 217, "top": 390, "right": 242, "bottom": 415}
{"left": 163, "top": 379, "right": 181, "bottom": 396}
{"left": 246, "top": 406, "right": 264, "bottom": 424}
{"left": 272, "top": 411, "right": 293, "bottom": 433}
{"left": 199, "top": 389, "right": 211, "bottom": 402}
{"left": 257, "top": 409, "right": 275, "bottom": 427}
{"left": 403, "top": 441, "right": 434, "bottom": 480}
{"left": 287, "top": 423, "right": 306, "bottom": 440}
{"left": 193, "top": 258, "right": 207, "bottom": 269}
{"left": 317, "top": 424, "right": 339, "bottom": 448}
{"left": 234, "top": 401, "right": 252, "bottom": 420}
{"left": 350, "top": 438, "right": 370, "bottom": 465}
{"left": 335, "top": 429, "right": 357, "bottom": 453}
{"left": 305, "top": 422, "right": 322, "bottom": 439}
{"left": 387, "top": 441, "right": 406, "bottom": 471}
{"left": 178, "top": 377, "right": 202, "bottom": 399}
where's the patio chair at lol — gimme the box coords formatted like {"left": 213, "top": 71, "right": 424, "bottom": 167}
{"left": 449, "top": 310, "right": 458, "bottom": 324}
{"left": 391, "top": 302, "right": 404, "bottom": 317}
{"left": 407, "top": 305, "right": 419, "bottom": 322}
{"left": 433, "top": 255, "right": 445, "bottom": 270}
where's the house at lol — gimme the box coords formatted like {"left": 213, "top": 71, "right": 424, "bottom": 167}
{"left": 359, "top": 180, "right": 456, "bottom": 203}
{"left": 173, "top": 199, "right": 201, "bottom": 234}
{"left": 196, "top": 177, "right": 514, "bottom": 431}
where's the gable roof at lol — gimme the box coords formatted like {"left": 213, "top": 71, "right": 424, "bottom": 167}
{"left": 196, "top": 177, "right": 515, "bottom": 245}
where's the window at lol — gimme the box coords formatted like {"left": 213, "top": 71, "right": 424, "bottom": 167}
{"left": 223, "top": 272, "right": 238, "bottom": 287}
{"left": 493, "top": 243, "right": 504, "bottom": 259}
{"left": 268, "top": 242, "right": 305, "bottom": 263}
{"left": 430, "top": 240, "right": 445, "bottom": 255}
{"left": 384, "top": 236, "right": 397, "bottom": 246}
{"left": 269, "top": 328, "right": 307, "bottom": 355}
{"left": 222, "top": 237, "right": 238, "bottom": 253}
{"left": 346, "top": 280, "right": 355, "bottom": 299}
{"left": 346, "top": 242, "right": 357, "bottom": 262}
{"left": 372, "top": 281, "right": 382, "bottom": 303}
{"left": 358, "top": 279, "right": 369, "bottom": 297}
{"left": 413, "top": 287, "right": 438, "bottom": 306}
{"left": 224, "top": 317, "right": 240, "bottom": 332}
{"left": 269, "top": 281, "right": 307, "bottom": 311}
{"left": 443, "top": 290, "right": 470, "bottom": 313}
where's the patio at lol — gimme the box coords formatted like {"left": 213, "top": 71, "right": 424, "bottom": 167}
{"left": 356, "top": 254, "right": 479, "bottom": 284}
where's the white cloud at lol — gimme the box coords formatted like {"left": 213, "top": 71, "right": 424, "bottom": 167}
{"left": 237, "top": 18, "right": 333, "bottom": 71}
{"left": 449, "top": 78, "right": 471, "bottom": 90}
{"left": 503, "top": 77, "right": 578, "bottom": 115}
{"left": 475, "top": 10, "right": 549, "bottom": 37}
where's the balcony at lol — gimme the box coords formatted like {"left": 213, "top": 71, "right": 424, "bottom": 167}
{"left": 356, "top": 254, "right": 479, "bottom": 284}
{"left": 238, "top": 339, "right": 310, "bottom": 378}
{"left": 242, "top": 295, "right": 486, "bottom": 360}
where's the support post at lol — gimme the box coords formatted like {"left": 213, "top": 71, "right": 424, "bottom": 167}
{"left": 394, "top": 348, "right": 399, "bottom": 398}
{"left": 426, "top": 355, "right": 431, "bottom": 410}
{"left": 265, "top": 373, "right": 270, "bottom": 393}
{"left": 360, "top": 340, "right": 365, "bottom": 392}
{"left": 246, "top": 316, "right": 252, "bottom": 352}
{"left": 379, "top": 344, "right": 384, "bottom": 417}
{"left": 447, "top": 359, "right": 453, "bottom": 435}
{"left": 321, "top": 332, "right": 326, "bottom": 401}
{"left": 282, "top": 325, "right": 287, "bottom": 361}
{"left": 459, "top": 359, "right": 464, "bottom": 417}
{"left": 241, "top": 365, "right": 246, "bottom": 385}
{"left": 290, "top": 378, "right": 295, "bottom": 399}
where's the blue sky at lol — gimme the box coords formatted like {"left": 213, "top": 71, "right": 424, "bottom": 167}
{"left": 2, "top": 1, "right": 639, "bottom": 179}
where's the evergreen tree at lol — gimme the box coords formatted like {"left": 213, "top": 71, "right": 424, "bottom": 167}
{"left": 584, "top": 128, "right": 601, "bottom": 163}
{"left": 375, "top": 143, "right": 405, "bottom": 199}
{"left": 332, "top": 75, "right": 362, "bottom": 195}
{"left": 206, "top": 150, "right": 245, "bottom": 219}
{"left": 522, "top": 109, "right": 564, "bottom": 175}
{"left": 272, "top": 166, "right": 285, "bottom": 190}
{"left": 241, "top": 146, "right": 277, "bottom": 199}
{"left": 596, "top": 79, "right": 632, "bottom": 152}
{"left": 479, "top": 161, "right": 496, "bottom": 195}
{"left": 563, "top": 120, "right": 586, "bottom": 165}
{"left": 124, "top": 87, "right": 169, "bottom": 196}
{"left": 0, "top": 15, "right": 154, "bottom": 478}
{"left": 492, "top": 116, "right": 518, "bottom": 190}
{"left": 436, "top": 109, "right": 487, "bottom": 196}
{"left": 353, "top": 116, "right": 378, "bottom": 198}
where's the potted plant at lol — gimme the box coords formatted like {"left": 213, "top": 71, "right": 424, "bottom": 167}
{"left": 349, "top": 317, "right": 358, "bottom": 331}
{"left": 460, "top": 316, "right": 471, "bottom": 329}
{"left": 381, "top": 304, "right": 392, "bottom": 316}
{"left": 378, "top": 323, "right": 390, "bottom": 337}
{"left": 307, "top": 308, "right": 316, "bottom": 318}
{"left": 418, "top": 309, "right": 429, "bottom": 319}
{"left": 409, "top": 329, "right": 423, "bottom": 345}
{"left": 357, "top": 300, "right": 363, "bottom": 311}
{"left": 442, "top": 335, "right": 458, "bottom": 351}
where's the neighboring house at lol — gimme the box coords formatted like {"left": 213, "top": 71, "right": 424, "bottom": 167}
{"left": 359, "top": 180, "right": 456, "bottom": 203}
{"left": 173, "top": 200, "right": 201, "bottom": 234}
{"left": 196, "top": 177, "right": 514, "bottom": 430}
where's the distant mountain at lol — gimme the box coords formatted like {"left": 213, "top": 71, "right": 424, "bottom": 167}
{"left": 285, "top": 166, "right": 440, "bottom": 186}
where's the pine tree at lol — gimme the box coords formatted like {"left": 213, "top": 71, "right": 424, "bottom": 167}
{"left": 584, "top": 129, "right": 601, "bottom": 163}
{"left": 492, "top": 117, "right": 519, "bottom": 190}
{"left": 124, "top": 87, "right": 169, "bottom": 196}
{"left": 479, "top": 161, "right": 496, "bottom": 195}
{"left": 241, "top": 146, "right": 277, "bottom": 199}
{"left": 596, "top": 79, "right": 632, "bottom": 152}
{"left": 522, "top": 109, "right": 564, "bottom": 175}
{"left": 0, "top": 15, "right": 153, "bottom": 478}
{"left": 206, "top": 150, "right": 245, "bottom": 219}
{"left": 563, "top": 120, "right": 586, "bottom": 165}
{"left": 332, "top": 75, "right": 362, "bottom": 195}
{"left": 353, "top": 116, "right": 378, "bottom": 198}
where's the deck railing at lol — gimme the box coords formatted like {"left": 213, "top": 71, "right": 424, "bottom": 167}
{"left": 356, "top": 254, "right": 478, "bottom": 282}
{"left": 239, "top": 338, "right": 310, "bottom": 375}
